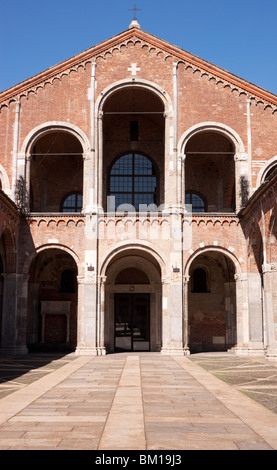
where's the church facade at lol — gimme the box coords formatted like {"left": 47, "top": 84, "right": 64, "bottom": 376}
{"left": 0, "top": 20, "right": 277, "bottom": 359}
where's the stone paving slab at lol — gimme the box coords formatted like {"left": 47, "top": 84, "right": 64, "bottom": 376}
{"left": 0, "top": 352, "right": 276, "bottom": 450}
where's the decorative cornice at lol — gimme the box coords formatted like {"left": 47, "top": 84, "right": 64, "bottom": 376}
{"left": 1, "top": 28, "right": 277, "bottom": 111}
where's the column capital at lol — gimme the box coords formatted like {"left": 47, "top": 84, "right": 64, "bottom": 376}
{"left": 161, "top": 275, "right": 171, "bottom": 285}
{"left": 234, "top": 152, "right": 248, "bottom": 162}
{"left": 98, "top": 275, "right": 107, "bottom": 284}
{"left": 183, "top": 275, "right": 190, "bottom": 285}
{"left": 262, "top": 263, "right": 277, "bottom": 273}
{"left": 77, "top": 275, "right": 85, "bottom": 284}
{"left": 1, "top": 272, "right": 18, "bottom": 280}
{"left": 234, "top": 272, "right": 248, "bottom": 282}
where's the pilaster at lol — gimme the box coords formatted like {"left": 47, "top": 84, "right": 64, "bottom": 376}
{"left": 75, "top": 274, "right": 98, "bottom": 355}
{"left": 234, "top": 272, "right": 264, "bottom": 356}
{"left": 263, "top": 263, "right": 277, "bottom": 361}
{"left": 234, "top": 152, "right": 249, "bottom": 211}
{"left": 1, "top": 273, "right": 28, "bottom": 355}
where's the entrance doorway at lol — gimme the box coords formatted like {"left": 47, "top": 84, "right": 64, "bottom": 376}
{"left": 114, "top": 293, "right": 150, "bottom": 351}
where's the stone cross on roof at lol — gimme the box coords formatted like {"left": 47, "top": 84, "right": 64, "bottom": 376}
{"left": 128, "top": 4, "right": 141, "bottom": 21}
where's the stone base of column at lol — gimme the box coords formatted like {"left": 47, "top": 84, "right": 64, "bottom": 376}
{"left": 0, "top": 346, "right": 29, "bottom": 355}
{"left": 161, "top": 347, "right": 190, "bottom": 356}
{"left": 75, "top": 346, "right": 106, "bottom": 356}
{"left": 266, "top": 346, "right": 277, "bottom": 362}
{"left": 234, "top": 345, "right": 265, "bottom": 357}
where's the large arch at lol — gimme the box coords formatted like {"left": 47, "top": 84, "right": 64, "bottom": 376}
{"left": 20, "top": 122, "right": 91, "bottom": 213}
{"left": 179, "top": 122, "right": 245, "bottom": 156}
{"left": 96, "top": 78, "right": 173, "bottom": 211}
{"left": 178, "top": 122, "right": 246, "bottom": 212}
{"left": 184, "top": 247, "right": 239, "bottom": 353}
{"left": 100, "top": 243, "right": 166, "bottom": 353}
{"left": 95, "top": 78, "right": 173, "bottom": 116}
{"left": 26, "top": 246, "right": 79, "bottom": 351}
{"left": 21, "top": 121, "right": 91, "bottom": 155}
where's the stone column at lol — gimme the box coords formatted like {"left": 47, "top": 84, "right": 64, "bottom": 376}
{"left": 1, "top": 273, "right": 27, "bottom": 354}
{"left": 160, "top": 275, "right": 171, "bottom": 354}
{"left": 247, "top": 272, "right": 264, "bottom": 352}
{"left": 97, "top": 275, "right": 107, "bottom": 355}
{"left": 97, "top": 111, "right": 103, "bottom": 210}
{"left": 25, "top": 155, "right": 31, "bottom": 211}
{"left": 163, "top": 110, "right": 175, "bottom": 208}
{"left": 161, "top": 207, "right": 185, "bottom": 355}
{"left": 181, "top": 154, "right": 186, "bottom": 206}
{"left": 224, "top": 281, "right": 236, "bottom": 349}
{"left": 234, "top": 152, "right": 249, "bottom": 211}
{"left": 263, "top": 263, "right": 277, "bottom": 360}
{"left": 14, "top": 273, "right": 29, "bottom": 354}
{"left": 11, "top": 100, "right": 20, "bottom": 201}
{"left": 182, "top": 275, "right": 190, "bottom": 355}
{"left": 82, "top": 151, "right": 96, "bottom": 212}
{"left": 234, "top": 272, "right": 249, "bottom": 353}
{"left": 75, "top": 273, "right": 98, "bottom": 355}
{"left": 1, "top": 273, "right": 17, "bottom": 353}
{"left": 234, "top": 272, "right": 264, "bottom": 356}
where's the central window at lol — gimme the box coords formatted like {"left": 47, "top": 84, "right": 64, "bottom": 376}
{"left": 109, "top": 153, "right": 157, "bottom": 211}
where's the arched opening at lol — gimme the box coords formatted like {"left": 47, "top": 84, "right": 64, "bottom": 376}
{"left": 185, "top": 131, "right": 235, "bottom": 212}
{"left": 103, "top": 249, "right": 162, "bottom": 353}
{"left": 29, "top": 130, "right": 83, "bottom": 212}
{"left": 27, "top": 248, "right": 78, "bottom": 351}
{"left": 188, "top": 251, "right": 236, "bottom": 353}
{"left": 102, "top": 86, "right": 165, "bottom": 211}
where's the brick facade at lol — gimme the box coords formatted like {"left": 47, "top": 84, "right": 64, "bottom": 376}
{"left": 0, "top": 22, "right": 276, "bottom": 358}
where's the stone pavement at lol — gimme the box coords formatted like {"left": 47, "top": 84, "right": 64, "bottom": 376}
{"left": 0, "top": 352, "right": 276, "bottom": 450}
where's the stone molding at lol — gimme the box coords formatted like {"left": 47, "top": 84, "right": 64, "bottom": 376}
{"left": 262, "top": 263, "right": 277, "bottom": 273}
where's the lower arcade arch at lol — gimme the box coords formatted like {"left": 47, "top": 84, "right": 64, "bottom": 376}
{"left": 27, "top": 248, "right": 78, "bottom": 351}
{"left": 103, "top": 249, "right": 163, "bottom": 353}
{"left": 187, "top": 250, "right": 237, "bottom": 353}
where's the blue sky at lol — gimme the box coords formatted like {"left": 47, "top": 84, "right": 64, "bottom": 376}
{"left": 1, "top": 0, "right": 277, "bottom": 94}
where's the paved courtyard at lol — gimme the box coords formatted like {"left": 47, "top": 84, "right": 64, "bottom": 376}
{"left": 0, "top": 352, "right": 276, "bottom": 450}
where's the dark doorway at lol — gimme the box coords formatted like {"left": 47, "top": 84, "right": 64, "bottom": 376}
{"left": 114, "top": 293, "right": 150, "bottom": 351}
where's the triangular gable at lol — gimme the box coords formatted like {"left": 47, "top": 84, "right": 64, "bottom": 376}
{"left": 1, "top": 25, "right": 277, "bottom": 111}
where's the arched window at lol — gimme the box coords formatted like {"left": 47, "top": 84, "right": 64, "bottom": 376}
{"left": 192, "top": 267, "right": 208, "bottom": 293}
{"left": 185, "top": 191, "right": 206, "bottom": 212}
{"left": 60, "top": 269, "right": 75, "bottom": 293}
{"left": 109, "top": 153, "right": 157, "bottom": 211}
{"left": 61, "top": 192, "right": 83, "bottom": 212}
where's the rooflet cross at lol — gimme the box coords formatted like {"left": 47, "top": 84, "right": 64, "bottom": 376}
{"left": 129, "top": 4, "right": 141, "bottom": 21}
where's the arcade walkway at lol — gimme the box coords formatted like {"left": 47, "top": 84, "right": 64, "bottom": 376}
{"left": 0, "top": 352, "right": 276, "bottom": 450}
